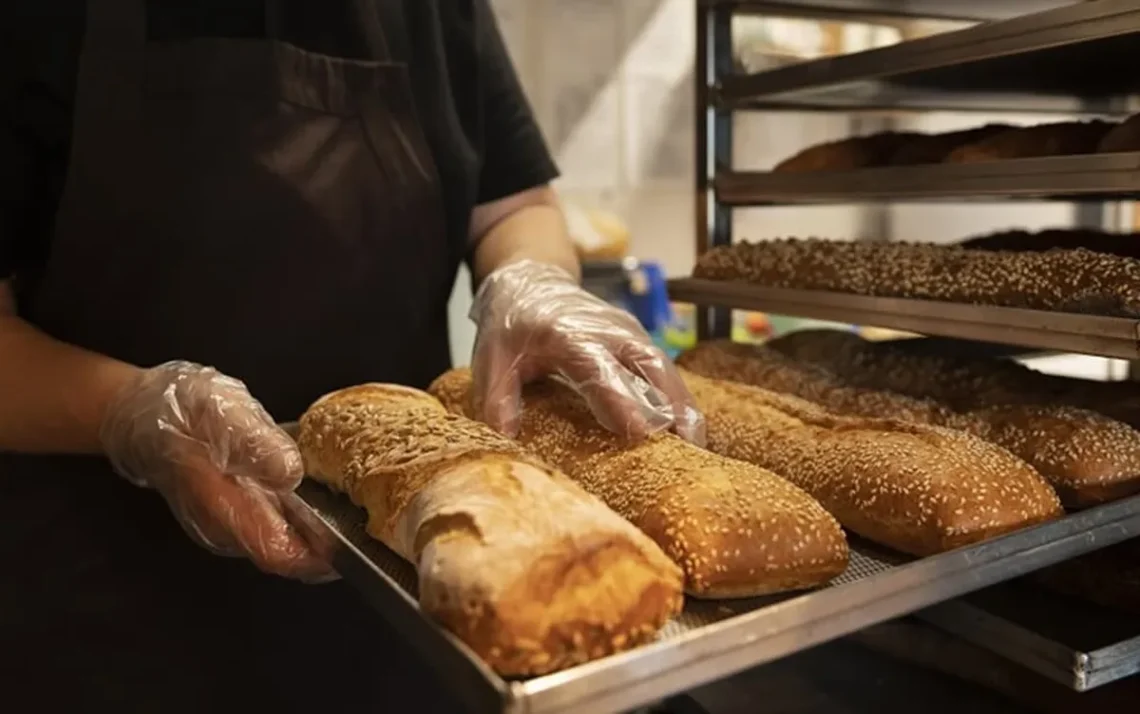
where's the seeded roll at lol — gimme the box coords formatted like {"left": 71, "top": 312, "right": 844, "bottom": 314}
{"left": 429, "top": 369, "right": 849, "bottom": 599}
{"left": 680, "top": 370, "right": 1063, "bottom": 556}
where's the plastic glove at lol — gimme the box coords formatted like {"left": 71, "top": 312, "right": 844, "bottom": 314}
{"left": 470, "top": 259, "right": 706, "bottom": 445}
{"left": 100, "top": 361, "right": 336, "bottom": 582}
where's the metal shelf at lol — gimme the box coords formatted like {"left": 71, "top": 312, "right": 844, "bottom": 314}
{"left": 919, "top": 582, "right": 1140, "bottom": 691}
{"left": 704, "top": 0, "right": 1075, "bottom": 22}
{"left": 295, "top": 484, "right": 1140, "bottom": 714}
{"left": 716, "top": 153, "right": 1140, "bottom": 204}
{"left": 719, "top": 0, "right": 1140, "bottom": 106}
{"left": 668, "top": 278, "right": 1140, "bottom": 359}
{"left": 732, "top": 85, "right": 1137, "bottom": 114}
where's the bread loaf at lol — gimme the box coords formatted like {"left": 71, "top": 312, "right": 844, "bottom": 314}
{"left": 758, "top": 331, "right": 1140, "bottom": 506}
{"left": 678, "top": 370, "right": 1062, "bottom": 556}
{"left": 297, "top": 384, "right": 683, "bottom": 676}
{"left": 772, "top": 131, "right": 922, "bottom": 173}
{"left": 1098, "top": 112, "right": 1140, "bottom": 154}
{"left": 958, "top": 228, "right": 1140, "bottom": 261}
{"left": 692, "top": 238, "right": 1140, "bottom": 317}
{"left": 428, "top": 369, "right": 849, "bottom": 598}
{"left": 887, "top": 124, "right": 1014, "bottom": 166}
{"left": 945, "top": 120, "right": 1115, "bottom": 163}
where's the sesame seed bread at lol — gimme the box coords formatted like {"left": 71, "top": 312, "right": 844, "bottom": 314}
{"left": 759, "top": 331, "right": 1140, "bottom": 507}
{"left": 679, "top": 370, "right": 1063, "bottom": 556}
{"left": 428, "top": 369, "right": 850, "bottom": 599}
{"left": 944, "top": 120, "right": 1115, "bottom": 163}
{"left": 693, "top": 238, "right": 1140, "bottom": 317}
{"left": 297, "top": 383, "right": 683, "bottom": 676}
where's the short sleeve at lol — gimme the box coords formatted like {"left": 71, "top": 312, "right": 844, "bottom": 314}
{"left": 473, "top": 0, "right": 559, "bottom": 205}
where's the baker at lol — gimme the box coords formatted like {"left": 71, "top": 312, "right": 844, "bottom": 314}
{"left": 0, "top": 1, "right": 703, "bottom": 710}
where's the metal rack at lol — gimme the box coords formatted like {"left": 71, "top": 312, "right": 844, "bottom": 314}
{"left": 687, "top": 0, "right": 1140, "bottom": 700}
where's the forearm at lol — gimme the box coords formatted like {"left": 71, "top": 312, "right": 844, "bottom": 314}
{"left": 0, "top": 283, "right": 140, "bottom": 454}
{"left": 470, "top": 186, "right": 581, "bottom": 286}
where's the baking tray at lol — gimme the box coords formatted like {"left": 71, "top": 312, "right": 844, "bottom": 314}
{"left": 667, "top": 278, "right": 1140, "bottom": 360}
{"left": 715, "top": 0, "right": 1140, "bottom": 105}
{"left": 294, "top": 476, "right": 1140, "bottom": 714}
{"left": 918, "top": 581, "right": 1140, "bottom": 691}
{"left": 714, "top": 153, "right": 1140, "bottom": 205}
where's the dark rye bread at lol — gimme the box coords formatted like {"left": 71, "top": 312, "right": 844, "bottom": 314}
{"left": 692, "top": 238, "right": 1140, "bottom": 317}
{"left": 681, "top": 370, "right": 1062, "bottom": 556}
{"left": 945, "top": 120, "right": 1115, "bottom": 163}
{"left": 429, "top": 368, "right": 849, "bottom": 599}
{"left": 679, "top": 339, "right": 1140, "bottom": 507}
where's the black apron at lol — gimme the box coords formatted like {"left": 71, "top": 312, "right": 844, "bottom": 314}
{"left": 1, "top": 0, "right": 463, "bottom": 710}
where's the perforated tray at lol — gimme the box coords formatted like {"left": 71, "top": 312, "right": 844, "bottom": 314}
{"left": 294, "top": 479, "right": 1140, "bottom": 714}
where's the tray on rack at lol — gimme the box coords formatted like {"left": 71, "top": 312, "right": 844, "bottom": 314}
{"left": 918, "top": 582, "right": 1140, "bottom": 691}
{"left": 715, "top": 153, "right": 1140, "bottom": 204}
{"left": 716, "top": 0, "right": 1140, "bottom": 106}
{"left": 294, "top": 477, "right": 1140, "bottom": 714}
{"left": 667, "top": 278, "right": 1140, "bottom": 359}
{"left": 705, "top": 0, "right": 1073, "bottom": 23}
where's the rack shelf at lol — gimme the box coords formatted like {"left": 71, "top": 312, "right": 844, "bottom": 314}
{"left": 719, "top": 0, "right": 1140, "bottom": 107}
{"left": 704, "top": 0, "right": 1075, "bottom": 22}
{"left": 716, "top": 153, "right": 1140, "bottom": 204}
{"left": 668, "top": 278, "right": 1140, "bottom": 359}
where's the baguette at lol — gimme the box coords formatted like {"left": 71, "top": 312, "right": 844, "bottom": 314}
{"left": 693, "top": 238, "right": 1140, "bottom": 317}
{"left": 887, "top": 124, "right": 1014, "bottom": 166}
{"left": 428, "top": 369, "right": 849, "bottom": 599}
{"left": 678, "top": 370, "right": 1062, "bottom": 556}
{"left": 297, "top": 384, "right": 683, "bottom": 676}
{"left": 758, "top": 331, "right": 1140, "bottom": 506}
{"left": 772, "top": 131, "right": 921, "bottom": 173}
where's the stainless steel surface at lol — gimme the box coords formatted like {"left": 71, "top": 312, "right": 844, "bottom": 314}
{"left": 294, "top": 475, "right": 1140, "bottom": 714}
{"left": 716, "top": 153, "right": 1140, "bottom": 204}
{"left": 704, "top": 0, "right": 1073, "bottom": 22}
{"left": 668, "top": 278, "right": 1140, "bottom": 359}
{"left": 918, "top": 582, "right": 1140, "bottom": 691}
{"left": 719, "top": 0, "right": 1140, "bottom": 106}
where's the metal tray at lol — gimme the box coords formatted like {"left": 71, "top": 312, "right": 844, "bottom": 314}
{"left": 715, "top": 153, "right": 1140, "bottom": 205}
{"left": 294, "top": 478, "right": 1140, "bottom": 714}
{"left": 705, "top": 0, "right": 1074, "bottom": 23}
{"left": 918, "top": 582, "right": 1140, "bottom": 691}
{"left": 716, "top": 0, "right": 1140, "bottom": 106}
{"left": 667, "top": 278, "right": 1140, "bottom": 360}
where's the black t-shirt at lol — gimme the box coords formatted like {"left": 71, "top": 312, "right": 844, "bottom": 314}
{"left": 0, "top": 0, "right": 559, "bottom": 285}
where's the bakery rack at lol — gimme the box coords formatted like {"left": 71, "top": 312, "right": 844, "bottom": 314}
{"left": 685, "top": 0, "right": 1140, "bottom": 701}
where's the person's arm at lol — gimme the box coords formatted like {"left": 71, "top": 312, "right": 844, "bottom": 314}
{"left": 469, "top": 185, "right": 580, "bottom": 285}
{"left": 0, "top": 281, "right": 141, "bottom": 454}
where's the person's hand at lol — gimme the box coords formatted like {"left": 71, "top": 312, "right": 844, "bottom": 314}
{"left": 470, "top": 259, "right": 705, "bottom": 445}
{"left": 99, "top": 362, "right": 336, "bottom": 582}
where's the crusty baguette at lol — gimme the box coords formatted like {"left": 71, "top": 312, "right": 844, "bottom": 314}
{"left": 678, "top": 370, "right": 1063, "bottom": 556}
{"left": 887, "top": 124, "right": 1014, "bottom": 166}
{"left": 772, "top": 131, "right": 922, "bottom": 173}
{"left": 692, "top": 238, "right": 1140, "bottom": 317}
{"left": 679, "top": 339, "right": 1140, "bottom": 507}
{"left": 297, "top": 384, "right": 683, "bottom": 676}
{"left": 944, "top": 120, "right": 1114, "bottom": 163}
{"left": 428, "top": 369, "right": 849, "bottom": 599}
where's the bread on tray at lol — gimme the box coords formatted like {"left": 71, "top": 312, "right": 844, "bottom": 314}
{"left": 429, "top": 369, "right": 849, "bottom": 599}
{"left": 771, "top": 131, "right": 921, "bottom": 173}
{"left": 752, "top": 331, "right": 1140, "bottom": 506}
{"left": 297, "top": 383, "right": 684, "bottom": 676}
{"left": 945, "top": 120, "right": 1115, "bottom": 163}
{"left": 1098, "top": 112, "right": 1140, "bottom": 154}
{"left": 692, "top": 238, "right": 1140, "bottom": 317}
{"left": 677, "top": 369, "right": 1062, "bottom": 556}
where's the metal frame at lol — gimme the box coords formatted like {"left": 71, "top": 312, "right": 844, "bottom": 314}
{"left": 715, "top": 153, "right": 1140, "bottom": 204}
{"left": 668, "top": 278, "right": 1140, "bottom": 359}
{"left": 718, "top": 0, "right": 1140, "bottom": 106}
{"left": 702, "top": 0, "right": 1074, "bottom": 23}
